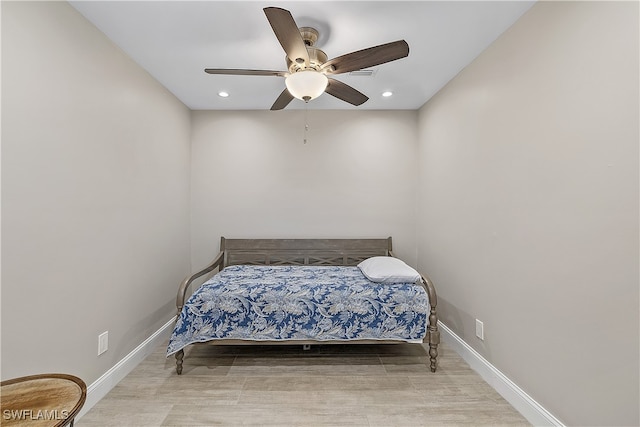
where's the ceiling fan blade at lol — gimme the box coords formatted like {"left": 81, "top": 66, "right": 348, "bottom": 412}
{"left": 263, "top": 7, "right": 309, "bottom": 66}
{"left": 271, "top": 88, "right": 294, "bottom": 110}
{"left": 321, "top": 40, "right": 409, "bottom": 75}
{"left": 204, "top": 68, "right": 287, "bottom": 77}
{"left": 325, "top": 79, "right": 369, "bottom": 106}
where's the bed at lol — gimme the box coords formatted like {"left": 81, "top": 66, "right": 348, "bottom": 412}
{"left": 167, "top": 237, "right": 440, "bottom": 374}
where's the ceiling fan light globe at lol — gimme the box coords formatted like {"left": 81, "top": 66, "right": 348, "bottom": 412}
{"left": 285, "top": 71, "right": 328, "bottom": 102}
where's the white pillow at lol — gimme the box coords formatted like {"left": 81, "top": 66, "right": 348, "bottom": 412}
{"left": 357, "top": 256, "right": 421, "bottom": 284}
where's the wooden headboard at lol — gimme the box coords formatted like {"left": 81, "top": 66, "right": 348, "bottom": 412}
{"left": 220, "top": 237, "right": 393, "bottom": 268}
{"left": 177, "top": 237, "right": 395, "bottom": 311}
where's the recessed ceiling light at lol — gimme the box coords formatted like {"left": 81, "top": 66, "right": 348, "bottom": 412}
{"left": 218, "top": 91, "right": 229, "bottom": 98}
{"left": 382, "top": 91, "right": 393, "bottom": 97}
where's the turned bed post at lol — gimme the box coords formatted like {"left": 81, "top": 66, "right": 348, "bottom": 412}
{"left": 175, "top": 349, "right": 184, "bottom": 375}
{"left": 422, "top": 274, "right": 440, "bottom": 372}
{"left": 389, "top": 244, "right": 439, "bottom": 372}
{"left": 174, "top": 249, "right": 225, "bottom": 375}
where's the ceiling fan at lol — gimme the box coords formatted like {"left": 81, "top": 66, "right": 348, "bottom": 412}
{"left": 204, "top": 7, "right": 409, "bottom": 110}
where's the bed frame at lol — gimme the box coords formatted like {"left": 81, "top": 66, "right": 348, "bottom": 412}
{"left": 174, "top": 237, "right": 440, "bottom": 374}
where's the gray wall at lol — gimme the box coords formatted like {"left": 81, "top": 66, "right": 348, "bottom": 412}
{"left": 190, "top": 110, "right": 419, "bottom": 268}
{"left": 416, "top": 2, "right": 639, "bottom": 425}
{"left": 1, "top": 2, "right": 191, "bottom": 384}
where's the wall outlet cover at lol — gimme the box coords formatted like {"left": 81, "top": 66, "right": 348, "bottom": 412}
{"left": 475, "top": 319, "right": 484, "bottom": 340}
{"left": 98, "top": 331, "right": 109, "bottom": 355}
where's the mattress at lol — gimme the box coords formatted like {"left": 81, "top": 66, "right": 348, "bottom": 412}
{"left": 167, "top": 264, "right": 429, "bottom": 356}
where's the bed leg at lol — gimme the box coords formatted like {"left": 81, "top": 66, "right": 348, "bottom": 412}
{"left": 428, "top": 341, "right": 439, "bottom": 373}
{"left": 428, "top": 307, "right": 440, "bottom": 372}
{"left": 175, "top": 349, "right": 184, "bottom": 375}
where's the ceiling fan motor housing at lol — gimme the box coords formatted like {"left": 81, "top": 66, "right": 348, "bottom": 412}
{"left": 286, "top": 27, "right": 328, "bottom": 73}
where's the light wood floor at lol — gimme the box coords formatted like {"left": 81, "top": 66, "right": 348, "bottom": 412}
{"left": 77, "top": 340, "right": 530, "bottom": 426}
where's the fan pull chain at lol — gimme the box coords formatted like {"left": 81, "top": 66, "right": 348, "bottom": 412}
{"left": 303, "top": 103, "right": 309, "bottom": 144}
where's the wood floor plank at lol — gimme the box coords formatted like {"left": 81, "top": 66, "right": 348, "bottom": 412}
{"left": 161, "top": 403, "right": 371, "bottom": 426}
{"left": 76, "top": 340, "right": 530, "bottom": 426}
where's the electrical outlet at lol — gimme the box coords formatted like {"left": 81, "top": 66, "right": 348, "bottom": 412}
{"left": 98, "top": 331, "right": 109, "bottom": 355}
{"left": 475, "top": 319, "right": 484, "bottom": 341}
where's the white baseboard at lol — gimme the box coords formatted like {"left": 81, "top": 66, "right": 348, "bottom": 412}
{"left": 76, "top": 316, "right": 176, "bottom": 420}
{"left": 438, "top": 321, "right": 564, "bottom": 426}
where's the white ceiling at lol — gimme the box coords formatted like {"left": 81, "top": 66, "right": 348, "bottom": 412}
{"left": 70, "top": 1, "right": 535, "bottom": 111}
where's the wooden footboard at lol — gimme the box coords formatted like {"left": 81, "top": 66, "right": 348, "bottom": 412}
{"left": 174, "top": 237, "right": 440, "bottom": 374}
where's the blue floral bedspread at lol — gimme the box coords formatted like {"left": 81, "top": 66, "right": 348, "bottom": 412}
{"left": 166, "top": 265, "right": 429, "bottom": 356}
